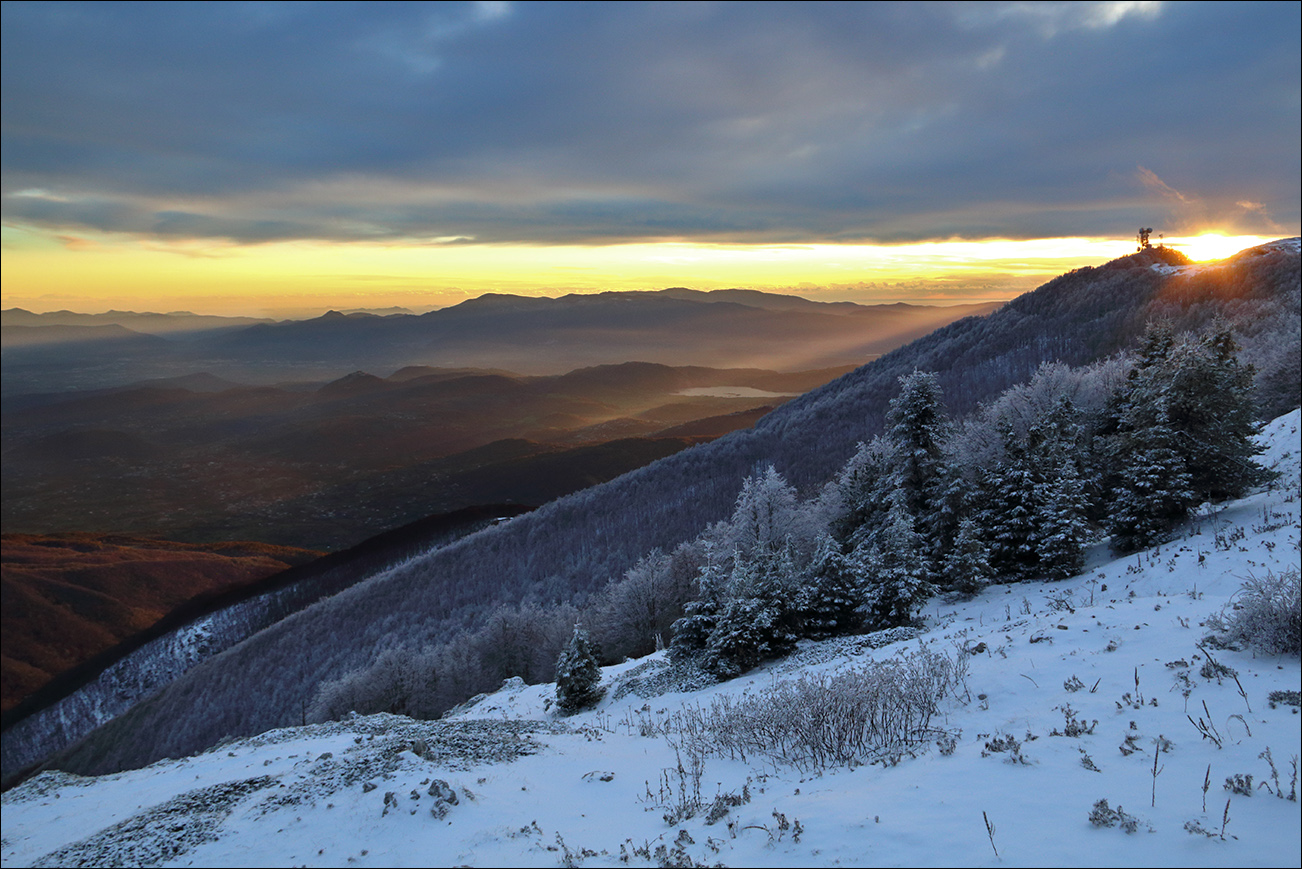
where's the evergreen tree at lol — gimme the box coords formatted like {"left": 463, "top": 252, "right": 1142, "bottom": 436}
{"left": 1105, "top": 405, "right": 1195, "bottom": 552}
{"left": 886, "top": 370, "right": 950, "bottom": 535}
{"left": 555, "top": 625, "right": 604, "bottom": 713}
{"left": 702, "top": 595, "right": 784, "bottom": 678}
{"left": 1118, "top": 323, "right": 1269, "bottom": 503}
{"left": 670, "top": 469, "right": 809, "bottom": 677}
{"left": 1026, "top": 398, "right": 1089, "bottom": 579}
{"left": 833, "top": 435, "right": 896, "bottom": 550}
{"left": 1170, "top": 327, "right": 1270, "bottom": 501}
{"left": 1104, "top": 322, "right": 1270, "bottom": 551}
{"left": 980, "top": 425, "right": 1039, "bottom": 579}
{"left": 667, "top": 540, "right": 727, "bottom": 664}
{"left": 855, "top": 491, "right": 933, "bottom": 628}
{"left": 796, "top": 533, "right": 867, "bottom": 638}
{"left": 1032, "top": 464, "right": 1088, "bottom": 578}
{"left": 941, "top": 517, "right": 995, "bottom": 595}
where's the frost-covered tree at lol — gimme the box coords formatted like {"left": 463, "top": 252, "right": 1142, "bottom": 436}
{"left": 833, "top": 435, "right": 896, "bottom": 549}
{"left": 979, "top": 425, "right": 1039, "bottom": 579}
{"left": 886, "top": 370, "right": 951, "bottom": 541}
{"left": 668, "top": 538, "right": 728, "bottom": 664}
{"left": 855, "top": 490, "right": 933, "bottom": 628}
{"left": 587, "top": 544, "right": 699, "bottom": 661}
{"left": 796, "top": 533, "right": 867, "bottom": 637}
{"left": 670, "top": 468, "right": 815, "bottom": 677}
{"left": 940, "top": 517, "right": 995, "bottom": 595}
{"left": 1103, "top": 322, "right": 1270, "bottom": 550}
{"left": 728, "top": 464, "right": 816, "bottom": 560}
{"left": 1025, "top": 398, "right": 1089, "bottom": 578}
{"left": 1104, "top": 404, "right": 1195, "bottom": 552}
{"left": 555, "top": 625, "right": 604, "bottom": 713}
{"left": 702, "top": 594, "right": 788, "bottom": 678}
{"left": 1117, "top": 323, "right": 1269, "bottom": 503}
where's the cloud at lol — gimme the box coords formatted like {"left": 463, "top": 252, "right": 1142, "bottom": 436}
{"left": 2, "top": 2, "right": 1297, "bottom": 246}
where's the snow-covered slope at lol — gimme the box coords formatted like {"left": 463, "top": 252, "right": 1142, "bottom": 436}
{"left": 4, "top": 412, "right": 1299, "bottom": 868}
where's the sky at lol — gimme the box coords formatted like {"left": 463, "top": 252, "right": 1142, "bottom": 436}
{"left": 2, "top": 1, "right": 1298, "bottom": 317}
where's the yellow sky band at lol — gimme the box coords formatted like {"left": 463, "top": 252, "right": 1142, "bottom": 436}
{"left": 0, "top": 225, "right": 1271, "bottom": 318}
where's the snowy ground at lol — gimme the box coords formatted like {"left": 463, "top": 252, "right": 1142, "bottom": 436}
{"left": 3, "top": 411, "right": 1299, "bottom": 868}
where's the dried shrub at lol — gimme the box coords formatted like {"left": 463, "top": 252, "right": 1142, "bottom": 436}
{"left": 668, "top": 647, "right": 966, "bottom": 771}
{"left": 1206, "top": 569, "right": 1300, "bottom": 657}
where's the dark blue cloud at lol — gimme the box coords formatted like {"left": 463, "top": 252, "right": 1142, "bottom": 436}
{"left": 3, "top": 1, "right": 1298, "bottom": 243}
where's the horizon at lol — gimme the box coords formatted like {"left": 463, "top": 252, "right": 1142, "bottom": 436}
{"left": 3, "top": 3, "right": 1298, "bottom": 319}
{"left": 1, "top": 233, "right": 1283, "bottom": 320}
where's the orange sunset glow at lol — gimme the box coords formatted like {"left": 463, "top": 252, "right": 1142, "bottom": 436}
{"left": 1, "top": 228, "right": 1273, "bottom": 318}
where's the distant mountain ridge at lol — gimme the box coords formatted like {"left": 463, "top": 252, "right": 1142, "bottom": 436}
{"left": 1, "top": 308, "right": 274, "bottom": 334}
{"left": 1, "top": 291, "right": 1001, "bottom": 396}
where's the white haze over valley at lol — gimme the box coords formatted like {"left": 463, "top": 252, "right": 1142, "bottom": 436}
{"left": 3, "top": 413, "right": 1298, "bottom": 867}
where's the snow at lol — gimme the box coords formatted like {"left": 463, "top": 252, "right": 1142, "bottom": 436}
{"left": 4, "top": 411, "right": 1300, "bottom": 868}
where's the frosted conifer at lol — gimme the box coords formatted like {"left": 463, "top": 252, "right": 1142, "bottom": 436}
{"left": 555, "top": 625, "right": 604, "bottom": 714}
{"left": 797, "top": 533, "right": 867, "bottom": 637}
{"left": 942, "top": 518, "right": 995, "bottom": 595}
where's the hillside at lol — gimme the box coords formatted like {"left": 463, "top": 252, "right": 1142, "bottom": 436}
{"left": 10, "top": 240, "right": 1295, "bottom": 785}
{"left": 2, "top": 410, "right": 1297, "bottom": 867}
{"left": 0, "top": 535, "right": 321, "bottom": 714}
{"left": 1, "top": 362, "right": 850, "bottom": 550}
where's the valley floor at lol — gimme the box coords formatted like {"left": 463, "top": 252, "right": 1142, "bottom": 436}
{"left": 3, "top": 412, "right": 1300, "bottom": 868}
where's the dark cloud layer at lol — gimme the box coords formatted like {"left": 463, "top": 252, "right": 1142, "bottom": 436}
{"left": 3, "top": 1, "right": 1298, "bottom": 244}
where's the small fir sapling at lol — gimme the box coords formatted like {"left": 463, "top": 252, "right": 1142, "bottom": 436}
{"left": 555, "top": 625, "right": 604, "bottom": 714}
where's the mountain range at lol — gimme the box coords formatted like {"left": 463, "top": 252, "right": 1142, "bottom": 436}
{"left": 1, "top": 291, "right": 999, "bottom": 395}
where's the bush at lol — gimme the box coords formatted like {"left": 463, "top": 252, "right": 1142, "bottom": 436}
{"left": 1206, "top": 569, "right": 1301, "bottom": 657}
{"left": 668, "top": 647, "right": 968, "bottom": 770}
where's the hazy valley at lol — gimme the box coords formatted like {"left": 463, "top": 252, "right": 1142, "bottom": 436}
{"left": 1, "top": 289, "right": 988, "bottom": 727}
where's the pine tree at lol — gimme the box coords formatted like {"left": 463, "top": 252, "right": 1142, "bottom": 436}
{"left": 667, "top": 543, "right": 726, "bottom": 664}
{"left": 1117, "top": 323, "right": 1269, "bottom": 504}
{"left": 1105, "top": 406, "right": 1195, "bottom": 552}
{"left": 833, "top": 435, "right": 896, "bottom": 550}
{"left": 670, "top": 470, "right": 808, "bottom": 678}
{"left": 702, "top": 595, "right": 783, "bottom": 678}
{"left": 796, "top": 533, "right": 867, "bottom": 637}
{"left": 1026, "top": 398, "right": 1089, "bottom": 579}
{"left": 555, "top": 625, "right": 604, "bottom": 713}
{"left": 855, "top": 491, "right": 933, "bottom": 628}
{"left": 981, "top": 425, "right": 1039, "bottom": 579}
{"left": 1032, "top": 464, "right": 1088, "bottom": 578}
{"left": 886, "top": 370, "right": 950, "bottom": 533}
{"left": 1171, "top": 327, "right": 1270, "bottom": 501}
{"left": 1103, "top": 322, "right": 1270, "bottom": 551}
{"left": 941, "top": 517, "right": 995, "bottom": 595}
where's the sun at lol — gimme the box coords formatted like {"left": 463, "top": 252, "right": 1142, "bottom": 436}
{"left": 1167, "top": 232, "right": 1269, "bottom": 262}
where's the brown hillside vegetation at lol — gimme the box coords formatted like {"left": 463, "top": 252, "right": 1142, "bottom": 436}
{"left": 0, "top": 534, "right": 320, "bottom": 713}
{"left": 2, "top": 363, "right": 854, "bottom": 550}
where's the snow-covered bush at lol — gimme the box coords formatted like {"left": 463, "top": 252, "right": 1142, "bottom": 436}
{"left": 1088, "top": 799, "right": 1143, "bottom": 833}
{"left": 1205, "top": 568, "right": 1301, "bottom": 656}
{"left": 670, "top": 647, "right": 967, "bottom": 771}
